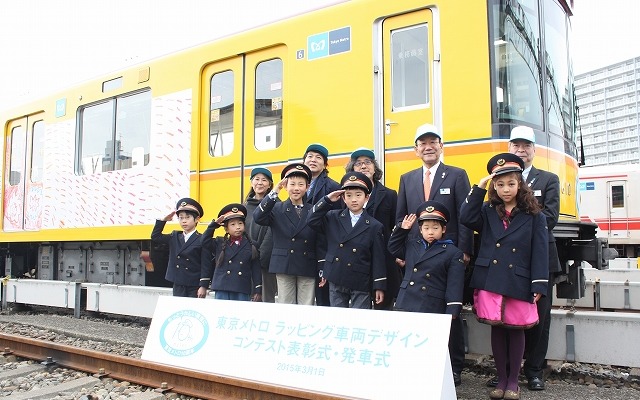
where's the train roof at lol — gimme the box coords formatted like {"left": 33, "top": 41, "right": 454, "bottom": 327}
{"left": 578, "top": 164, "right": 640, "bottom": 178}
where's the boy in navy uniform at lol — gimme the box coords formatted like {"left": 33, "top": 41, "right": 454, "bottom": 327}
{"left": 151, "top": 198, "right": 209, "bottom": 298}
{"left": 307, "top": 171, "right": 386, "bottom": 309}
{"left": 201, "top": 204, "right": 262, "bottom": 301}
{"left": 389, "top": 200, "right": 465, "bottom": 316}
{"left": 253, "top": 163, "right": 322, "bottom": 305}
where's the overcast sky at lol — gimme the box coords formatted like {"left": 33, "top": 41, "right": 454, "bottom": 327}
{"left": 0, "top": 0, "right": 638, "bottom": 112}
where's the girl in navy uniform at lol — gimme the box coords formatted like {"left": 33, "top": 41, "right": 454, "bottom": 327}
{"left": 460, "top": 153, "right": 548, "bottom": 400}
{"left": 202, "top": 204, "right": 262, "bottom": 301}
{"left": 388, "top": 200, "right": 465, "bottom": 316}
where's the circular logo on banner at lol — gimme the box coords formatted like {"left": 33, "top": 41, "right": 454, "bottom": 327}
{"left": 159, "top": 309, "right": 209, "bottom": 357}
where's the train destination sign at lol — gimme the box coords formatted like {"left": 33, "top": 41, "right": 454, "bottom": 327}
{"left": 143, "top": 296, "right": 456, "bottom": 399}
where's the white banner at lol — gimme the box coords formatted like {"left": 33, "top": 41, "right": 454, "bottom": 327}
{"left": 142, "top": 296, "right": 456, "bottom": 399}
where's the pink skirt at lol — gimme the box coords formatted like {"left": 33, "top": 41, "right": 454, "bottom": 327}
{"left": 473, "top": 289, "right": 539, "bottom": 329}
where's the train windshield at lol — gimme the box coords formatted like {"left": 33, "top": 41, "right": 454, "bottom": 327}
{"left": 489, "top": 0, "right": 576, "bottom": 146}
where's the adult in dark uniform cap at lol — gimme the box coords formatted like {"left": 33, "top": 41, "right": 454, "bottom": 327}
{"left": 389, "top": 199, "right": 465, "bottom": 316}
{"left": 253, "top": 162, "right": 323, "bottom": 305}
{"left": 151, "top": 197, "right": 209, "bottom": 298}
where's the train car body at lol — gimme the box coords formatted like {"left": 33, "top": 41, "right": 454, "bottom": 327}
{"left": 0, "top": 0, "right": 608, "bottom": 297}
{"left": 579, "top": 164, "right": 640, "bottom": 258}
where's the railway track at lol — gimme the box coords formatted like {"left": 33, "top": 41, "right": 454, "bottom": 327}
{"left": 0, "top": 333, "right": 349, "bottom": 400}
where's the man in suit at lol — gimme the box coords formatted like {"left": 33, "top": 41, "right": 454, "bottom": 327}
{"left": 510, "top": 125, "right": 561, "bottom": 391}
{"left": 395, "top": 123, "right": 473, "bottom": 386}
{"left": 151, "top": 198, "right": 210, "bottom": 298}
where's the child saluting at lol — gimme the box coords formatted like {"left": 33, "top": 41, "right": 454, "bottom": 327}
{"left": 388, "top": 200, "right": 465, "bottom": 316}
{"left": 307, "top": 171, "right": 386, "bottom": 309}
{"left": 460, "top": 152, "right": 548, "bottom": 400}
{"left": 202, "top": 203, "right": 262, "bottom": 301}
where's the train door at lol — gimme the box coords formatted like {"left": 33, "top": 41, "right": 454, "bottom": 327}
{"left": 381, "top": 9, "right": 436, "bottom": 190}
{"left": 4, "top": 114, "right": 44, "bottom": 232}
{"left": 607, "top": 180, "right": 629, "bottom": 239}
{"left": 199, "top": 46, "right": 288, "bottom": 212}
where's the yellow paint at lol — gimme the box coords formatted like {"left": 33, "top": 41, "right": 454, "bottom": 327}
{"left": 0, "top": 0, "right": 578, "bottom": 243}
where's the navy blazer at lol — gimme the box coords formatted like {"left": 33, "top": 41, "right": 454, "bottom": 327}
{"left": 151, "top": 220, "right": 209, "bottom": 287}
{"left": 365, "top": 182, "right": 402, "bottom": 298}
{"left": 388, "top": 227, "right": 465, "bottom": 316}
{"left": 210, "top": 236, "right": 262, "bottom": 296}
{"left": 460, "top": 186, "right": 549, "bottom": 302}
{"left": 305, "top": 171, "right": 341, "bottom": 208}
{"left": 308, "top": 197, "right": 387, "bottom": 293}
{"left": 396, "top": 163, "right": 473, "bottom": 255}
{"left": 254, "top": 196, "right": 321, "bottom": 278}
{"left": 527, "top": 166, "right": 561, "bottom": 273}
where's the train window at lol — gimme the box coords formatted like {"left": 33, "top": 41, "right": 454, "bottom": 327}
{"left": 209, "top": 70, "right": 234, "bottom": 157}
{"left": 9, "top": 125, "right": 26, "bottom": 185}
{"left": 77, "top": 90, "right": 151, "bottom": 175}
{"left": 611, "top": 185, "right": 624, "bottom": 208}
{"left": 30, "top": 120, "right": 44, "bottom": 183}
{"left": 390, "top": 24, "right": 429, "bottom": 109}
{"left": 544, "top": 0, "right": 572, "bottom": 139}
{"left": 254, "top": 59, "right": 283, "bottom": 151}
{"left": 490, "top": 0, "right": 543, "bottom": 127}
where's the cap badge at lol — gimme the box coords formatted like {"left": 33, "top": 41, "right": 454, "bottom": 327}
{"left": 348, "top": 176, "right": 357, "bottom": 181}
{"left": 426, "top": 206, "right": 435, "bottom": 213}
{"left": 497, "top": 159, "right": 505, "bottom": 166}
{"left": 180, "top": 202, "right": 187, "bottom": 207}
{"left": 231, "top": 207, "right": 238, "bottom": 213}
{"left": 295, "top": 165, "right": 303, "bottom": 170}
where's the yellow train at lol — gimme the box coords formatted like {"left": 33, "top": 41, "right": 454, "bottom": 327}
{"left": 0, "top": 0, "right": 608, "bottom": 293}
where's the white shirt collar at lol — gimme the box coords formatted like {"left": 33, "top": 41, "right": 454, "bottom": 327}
{"left": 423, "top": 161, "right": 441, "bottom": 176}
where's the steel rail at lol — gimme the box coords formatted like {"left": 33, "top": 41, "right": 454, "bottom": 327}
{"left": 0, "top": 333, "right": 355, "bottom": 400}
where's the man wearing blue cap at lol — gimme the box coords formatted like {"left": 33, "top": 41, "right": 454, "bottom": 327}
{"left": 395, "top": 123, "right": 473, "bottom": 386}
{"left": 303, "top": 143, "right": 341, "bottom": 306}
{"left": 151, "top": 198, "right": 209, "bottom": 298}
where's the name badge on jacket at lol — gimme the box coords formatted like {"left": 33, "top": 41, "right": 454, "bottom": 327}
{"left": 440, "top": 188, "right": 451, "bottom": 195}
{"left": 534, "top": 190, "right": 542, "bottom": 197}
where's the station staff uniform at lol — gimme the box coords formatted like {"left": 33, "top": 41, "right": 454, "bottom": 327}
{"left": 151, "top": 198, "right": 209, "bottom": 297}
{"left": 460, "top": 154, "right": 549, "bottom": 305}
{"left": 201, "top": 204, "right": 262, "bottom": 300}
{"left": 523, "top": 165, "right": 561, "bottom": 385}
{"left": 253, "top": 163, "right": 322, "bottom": 305}
{"left": 307, "top": 171, "right": 387, "bottom": 308}
{"left": 388, "top": 201, "right": 465, "bottom": 316}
